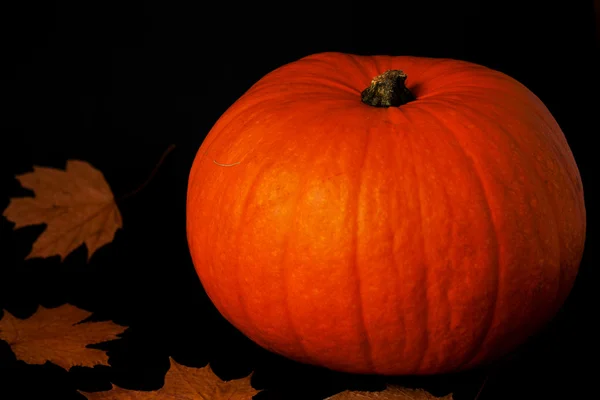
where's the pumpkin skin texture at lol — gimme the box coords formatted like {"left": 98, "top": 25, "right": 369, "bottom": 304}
{"left": 186, "top": 52, "right": 586, "bottom": 375}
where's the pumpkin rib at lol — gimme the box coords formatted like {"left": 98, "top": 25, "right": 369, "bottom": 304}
{"left": 526, "top": 103, "right": 581, "bottom": 189}
{"left": 257, "top": 59, "right": 359, "bottom": 98}
{"left": 276, "top": 110, "right": 356, "bottom": 364}
{"left": 454, "top": 99, "right": 566, "bottom": 321}
{"left": 449, "top": 92, "right": 567, "bottom": 214}
{"left": 232, "top": 159, "right": 273, "bottom": 339}
{"left": 386, "top": 109, "right": 430, "bottom": 370}
{"left": 496, "top": 116, "right": 564, "bottom": 317}
{"left": 397, "top": 57, "right": 455, "bottom": 88}
{"left": 407, "top": 60, "right": 489, "bottom": 97}
{"left": 410, "top": 108, "right": 468, "bottom": 371}
{"left": 277, "top": 129, "right": 336, "bottom": 364}
{"left": 279, "top": 213, "right": 310, "bottom": 363}
{"left": 370, "top": 56, "right": 390, "bottom": 83}
{"left": 385, "top": 119, "right": 412, "bottom": 367}
{"left": 423, "top": 88, "right": 582, "bottom": 251}
{"left": 278, "top": 174, "right": 312, "bottom": 363}
{"left": 430, "top": 103, "right": 503, "bottom": 368}
{"left": 352, "top": 121, "right": 377, "bottom": 372}
{"left": 476, "top": 77, "right": 580, "bottom": 173}
{"left": 187, "top": 164, "right": 239, "bottom": 325}
{"left": 346, "top": 53, "right": 377, "bottom": 84}
{"left": 416, "top": 105, "right": 501, "bottom": 370}
{"left": 516, "top": 99, "right": 582, "bottom": 211}
{"left": 316, "top": 52, "right": 379, "bottom": 87}
{"left": 401, "top": 110, "right": 432, "bottom": 372}
{"left": 500, "top": 96, "right": 585, "bottom": 242}
{"left": 472, "top": 99, "right": 563, "bottom": 293}
{"left": 437, "top": 96, "right": 563, "bottom": 367}
{"left": 211, "top": 96, "right": 354, "bottom": 171}
{"left": 431, "top": 89, "right": 580, "bottom": 196}
{"left": 414, "top": 109, "right": 460, "bottom": 369}
{"left": 248, "top": 77, "right": 360, "bottom": 101}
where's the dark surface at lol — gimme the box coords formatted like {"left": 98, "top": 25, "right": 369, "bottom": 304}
{"left": 0, "top": 2, "right": 598, "bottom": 399}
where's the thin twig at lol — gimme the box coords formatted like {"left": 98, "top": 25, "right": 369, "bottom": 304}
{"left": 473, "top": 374, "right": 489, "bottom": 400}
{"left": 119, "top": 144, "right": 176, "bottom": 201}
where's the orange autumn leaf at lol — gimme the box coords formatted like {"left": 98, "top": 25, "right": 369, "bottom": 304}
{"left": 3, "top": 160, "right": 122, "bottom": 261}
{"left": 80, "top": 357, "right": 261, "bottom": 399}
{"left": 326, "top": 386, "right": 454, "bottom": 400}
{"left": 0, "top": 304, "right": 126, "bottom": 370}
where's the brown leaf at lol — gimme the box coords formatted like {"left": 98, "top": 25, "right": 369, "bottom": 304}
{"left": 0, "top": 304, "right": 126, "bottom": 370}
{"left": 3, "top": 160, "right": 122, "bottom": 261}
{"left": 326, "top": 386, "right": 454, "bottom": 400}
{"left": 80, "top": 357, "right": 261, "bottom": 399}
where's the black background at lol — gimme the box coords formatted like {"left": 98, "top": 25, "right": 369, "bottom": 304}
{"left": 0, "top": 1, "right": 598, "bottom": 399}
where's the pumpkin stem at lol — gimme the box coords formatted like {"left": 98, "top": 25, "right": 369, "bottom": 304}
{"left": 361, "top": 70, "right": 415, "bottom": 107}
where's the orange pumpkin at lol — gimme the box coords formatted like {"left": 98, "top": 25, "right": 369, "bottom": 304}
{"left": 186, "top": 52, "right": 586, "bottom": 375}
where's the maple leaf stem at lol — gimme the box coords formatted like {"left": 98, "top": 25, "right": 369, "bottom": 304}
{"left": 119, "top": 144, "right": 177, "bottom": 201}
{"left": 473, "top": 374, "right": 489, "bottom": 400}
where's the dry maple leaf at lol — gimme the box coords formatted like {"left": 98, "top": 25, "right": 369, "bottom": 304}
{"left": 325, "top": 386, "right": 454, "bottom": 400}
{"left": 3, "top": 160, "right": 122, "bottom": 261}
{"left": 0, "top": 304, "right": 126, "bottom": 370}
{"left": 80, "top": 357, "right": 261, "bottom": 399}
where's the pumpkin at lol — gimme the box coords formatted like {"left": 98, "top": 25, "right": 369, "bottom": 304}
{"left": 186, "top": 52, "right": 586, "bottom": 375}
